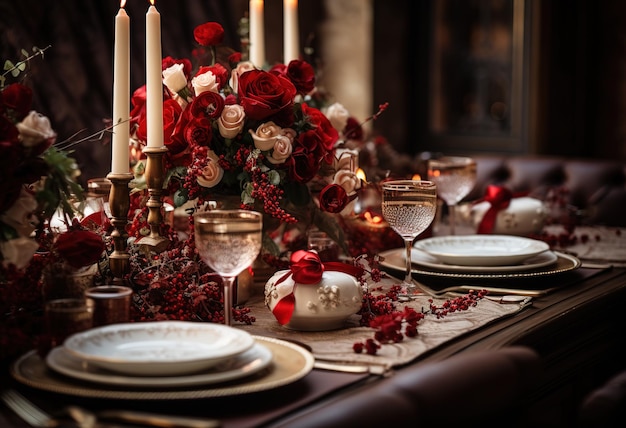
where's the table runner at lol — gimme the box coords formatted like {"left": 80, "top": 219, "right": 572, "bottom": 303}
{"left": 545, "top": 225, "right": 626, "bottom": 267}
{"left": 236, "top": 277, "right": 530, "bottom": 372}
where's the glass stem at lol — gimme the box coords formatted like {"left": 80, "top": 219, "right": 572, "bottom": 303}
{"left": 222, "top": 276, "right": 235, "bottom": 326}
{"left": 449, "top": 203, "right": 457, "bottom": 235}
{"left": 404, "top": 238, "right": 415, "bottom": 293}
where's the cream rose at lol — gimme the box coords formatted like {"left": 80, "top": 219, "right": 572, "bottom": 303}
{"left": 196, "top": 150, "right": 224, "bottom": 188}
{"left": 192, "top": 70, "right": 220, "bottom": 95}
{"left": 162, "top": 63, "right": 188, "bottom": 93}
{"left": 229, "top": 61, "right": 256, "bottom": 94}
{"left": 0, "top": 237, "right": 40, "bottom": 270}
{"left": 334, "top": 148, "right": 359, "bottom": 172}
{"left": 267, "top": 130, "right": 295, "bottom": 165}
{"left": 249, "top": 122, "right": 284, "bottom": 151}
{"left": 218, "top": 104, "right": 246, "bottom": 139}
{"left": 0, "top": 187, "right": 38, "bottom": 237}
{"left": 333, "top": 169, "right": 361, "bottom": 196}
{"left": 16, "top": 111, "right": 56, "bottom": 147}
{"left": 324, "top": 102, "right": 350, "bottom": 133}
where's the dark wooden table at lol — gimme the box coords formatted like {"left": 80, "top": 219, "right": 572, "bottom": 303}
{"left": 2, "top": 265, "right": 625, "bottom": 428}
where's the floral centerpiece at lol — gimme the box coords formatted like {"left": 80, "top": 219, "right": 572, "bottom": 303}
{"left": 126, "top": 21, "right": 360, "bottom": 262}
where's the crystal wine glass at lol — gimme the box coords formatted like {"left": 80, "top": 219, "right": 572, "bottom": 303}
{"left": 427, "top": 156, "right": 477, "bottom": 235}
{"left": 194, "top": 209, "right": 263, "bottom": 326}
{"left": 381, "top": 180, "right": 437, "bottom": 295}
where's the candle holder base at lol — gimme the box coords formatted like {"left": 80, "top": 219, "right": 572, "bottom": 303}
{"left": 106, "top": 171, "right": 133, "bottom": 285}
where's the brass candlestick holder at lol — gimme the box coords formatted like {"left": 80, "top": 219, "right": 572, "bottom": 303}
{"left": 138, "top": 145, "right": 170, "bottom": 254}
{"left": 106, "top": 172, "right": 133, "bottom": 285}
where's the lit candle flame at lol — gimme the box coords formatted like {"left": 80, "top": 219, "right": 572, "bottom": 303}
{"left": 356, "top": 168, "right": 366, "bottom": 182}
{"left": 150, "top": 0, "right": 155, "bottom": 5}
{"left": 120, "top": 0, "right": 126, "bottom": 7}
{"left": 364, "top": 210, "right": 383, "bottom": 224}
{"left": 412, "top": 173, "right": 421, "bottom": 180}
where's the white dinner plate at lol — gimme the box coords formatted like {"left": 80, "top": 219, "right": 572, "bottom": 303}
{"left": 63, "top": 321, "right": 255, "bottom": 376}
{"left": 12, "top": 336, "right": 314, "bottom": 400}
{"left": 46, "top": 342, "right": 272, "bottom": 387}
{"left": 409, "top": 248, "right": 558, "bottom": 273}
{"left": 413, "top": 235, "right": 550, "bottom": 266}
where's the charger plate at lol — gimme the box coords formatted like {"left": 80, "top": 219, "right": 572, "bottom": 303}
{"left": 10, "top": 336, "right": 314, "bottom": 400}
{"left": 378, "top": 249, "right": 580, "bottom": 280}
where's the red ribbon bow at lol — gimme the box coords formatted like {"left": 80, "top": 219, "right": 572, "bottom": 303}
{"left": 271, "top": 250, "right": 364, "bottom": 325}
{"left": 475, "top": 185, "right": 527, "bottom": 234}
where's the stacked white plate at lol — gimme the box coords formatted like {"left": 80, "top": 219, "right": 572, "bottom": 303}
{"left": 46, "top": 321, "right": 274, "bottom": 387}
{"left": 413, "top": 235, "right": 551, "bottom": 268}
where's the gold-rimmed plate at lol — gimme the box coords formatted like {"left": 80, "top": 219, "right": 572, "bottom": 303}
{"left": 378, "top": 249, "right": 580, "bottom": 280}
{"left": 10, "top": 336, "right": 314, "bottom": 400}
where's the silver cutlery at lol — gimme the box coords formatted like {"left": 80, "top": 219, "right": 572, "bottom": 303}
{"left": 1, "top": 389, "right": 221, "bottom": 428}
{"left": 411, "top": 282, "right": 550, "bottom": 299}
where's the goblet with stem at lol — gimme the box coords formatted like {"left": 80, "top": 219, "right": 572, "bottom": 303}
{"left": 381, "top": 180, "right": 437, "bottom": 296}
{"left": 194, "top": 209, "right": 263, "bottom": 326}
{"left": 427, "top": 156, "right": 477, "bottom": 235}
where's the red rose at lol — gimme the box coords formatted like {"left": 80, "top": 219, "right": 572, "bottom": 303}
{"left": 189, "top": 91, "right": 225, "bottom": 120}
{"left": 318, "top": 184, "right": 349, "bottom": 213}
{"left": 54, "top": 229, "right": 105, "bottom": 269}
{"left": 228, "top": 52, "right": 242, "bottom": 65}
{"left": 288, "top": 145, "right": 320, "bottom": 183}
{"left": 300, "top": 103, "right": 338, "bottom": 153}
{"left": 285, "top": 60, "right": 316, "bottom": 95}
{"left": 1, "top": 83, "right": 33, "bottom": 122}
{"left": 193, "top": 22, "right": 225, "bottom": 47}
{"left": 129, "top": 85, "right": 147, "bottom": 131}
{"left": 184, "top": 116, "right": 213, "bottom": 148}
{"left": 238, "top": 70, "right": 297, "bottom": 126}
{"left": 343, "top": 117, "right": 363, "bottom": 141}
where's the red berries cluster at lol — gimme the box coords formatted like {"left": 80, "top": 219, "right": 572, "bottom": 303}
{"left": 354, "top": 288, "right": 487, "bottom": 355}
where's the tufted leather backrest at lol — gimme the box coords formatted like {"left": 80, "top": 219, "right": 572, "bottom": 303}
{"left": 464, "top": 155, "right": 626, "bottom": 227}
{"left": 268, "top": 346, "right": 541, "bottom": 427}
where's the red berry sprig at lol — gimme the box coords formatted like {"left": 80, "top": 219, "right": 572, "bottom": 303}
{"left": 353, "top": 289, "right": 488, "bottom": 355}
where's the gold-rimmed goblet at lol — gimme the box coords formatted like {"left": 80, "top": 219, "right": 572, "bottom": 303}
{"left": 381, "top": 180, "right": 437, "bottom": 296}
{"left": 194, "top": 209, "right": 263, "bottom": 326}
{"left": 427, "top": 156, "right": 477, "bottom": 235}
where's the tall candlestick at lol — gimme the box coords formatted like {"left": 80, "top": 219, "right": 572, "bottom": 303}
{"left": 146, "top": 1, "right": 164, "bottom": 148}
{"left": 283, "top": 0, "right": 299, "bottom": 64}
{"left": 111, "top": 1, "right": 130, "bottom": 174}
{"left": 249, "top": 0, "right": 265, "bottom": 68}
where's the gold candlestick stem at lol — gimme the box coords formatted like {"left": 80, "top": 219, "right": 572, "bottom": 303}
{"left": 139, "top": 146, "right": 170, "bottom": 254}
{"left": 106, "top": 172, "right": 133, "bottom": 285}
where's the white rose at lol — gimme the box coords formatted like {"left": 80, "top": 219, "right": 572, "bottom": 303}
{"left": 0, "top": 237, "right": 39, "bottom": 269}
{"left": 333, "top": 169, "right": 361, "bottom": 196}
{"left": 267, "top": 131, "right": 295, "bottom": 165}
{"left": 0, "top": 187, "right": 38, "bottom": 237}
{"left": 16, "top": 111, "right": 57, "bottom": 147}
{"left": 162, "top": 63, "right": 188, "bottom": 93}
{"left": 218, "top": 105, "right": 246, "bottom": 139}
{"left": 325, "top": 102, "right": 350, "bottom": 133}
{"left": 196, "top": 150, "right": 224, "bottom": 188}
{"left": 192, "top": 70, "right": 220, "bottom": 95}
{"left": 229, "top": 61, "right": 256, "bottom": 94}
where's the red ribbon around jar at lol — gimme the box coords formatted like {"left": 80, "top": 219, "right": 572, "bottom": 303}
{"left": 271, "top": 250, "right": 364, "bottom": 325}
{"left": 475, "top": 185, "right": 528, "bottom": 234}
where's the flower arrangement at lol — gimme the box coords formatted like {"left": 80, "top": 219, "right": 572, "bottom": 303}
{"left": 0, "top": 48, "right": 107, "bottom": 361}
{"left": 126, "top": 21, "right": 364, "bottom": 260}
